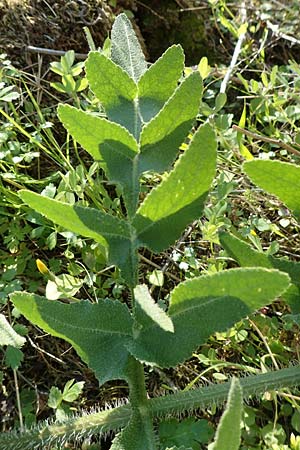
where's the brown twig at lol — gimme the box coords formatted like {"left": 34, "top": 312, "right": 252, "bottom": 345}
{"left": 232, "top": 125, "right": 300, "bottom": 157}
{"left": 139, "top": 255, "right": 181, "bottom": 283}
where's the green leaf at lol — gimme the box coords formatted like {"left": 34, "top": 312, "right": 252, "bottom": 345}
{"left": 134, "top": 123, "right": 216, "bottom": 252}
{"left": 111, "top": 13, "right": 147, "bottom": 83}
{"left": 58, "top": 105, "right": 137, "bottom": 162}
{"left": 215, "top": 93, "right": 227, "bottom": 112}
{"left": 50, "top": 61, "right": 64, "bottom": 76}
{"left": 71, "top": 61, "right": 85, "bottom": 76}
{"left": 63, "top": 50, "right": 75, "bottom": 70}
{"left": 48, "top": 386, "right": 63, "bottom": 409}
{"left": 11, "top": 292, "right": 134, "bottom": 384}
{"left": 159, "top": 417, "right": 213, "bottom": 449}
{"left": 208, "top": 378, "right": 242, "bottom": 450}
{"left": 58, "top": 105, "right": 140, "bottom": 217}
{"left": 50, "top": 82, "right": 68, "bottom": 94}
{"left": 165, "top": 447, "right": 190, "bottom": 450}
{"left": 148, "top": 269, "right": 164, "bottom": 287}
{"left": 138, "top": 72, "right": 203, "bottom": 174}
{"left": 134, "top": 285, "right": 174, "bottom": 333}
{"left": 0, "top": 86, "right": 20, "bottom": 102}
{"left": 0, "top": 314, "right": 26, "bottom": 348}
{"left": 5, "top": 346, "right": 24, "bottom": 370}
{"left": 219, "top": 231, "right": 272, "bottom": 269}
{"left": 198, "top": 56, "right": 210, "bottom": 80}
{"left": 45, "top": 274, "right": 83, "bottom": 300}
{"left": 138, "top": 45, "right": 185, "bottom": 122}
{"left": 100, "top": 143, "right": 139, "bottom": 218}
{"left": 85, "top": 52, "right": 139, "bottom": 137}
{"left": 126, "top": 268, "right": 290, "bottom": 367}
{"left": 219, "top": 231, "right": 300, "bottom": 313}
{"left": 243, "top": 160, "right": 300, "bottom": 220}
{"left": 19, "top": 190, "right": 138, "bottom": 286}
{"left": 75, "top": 77, "right": 88, "bottom": 92}
{"left": 62, "top": 379, "right": 85, "bottom": 402}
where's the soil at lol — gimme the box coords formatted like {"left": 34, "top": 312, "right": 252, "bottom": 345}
{"left": 0, "top": 0, "right": 222, "bottom": 68}
{"left": 1, "top": 0, "right": 300, "bottom": 71}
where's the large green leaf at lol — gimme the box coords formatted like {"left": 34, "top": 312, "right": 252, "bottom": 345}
{"left": 209, "top": 378, "right": 242, "bottom": 450}
{"left": 243, "top": 160, "right": 300, "bottom": 219}
{"left": 19, "top": 191, "right": 138, "bottom": 286}
{"left": 58, "top": 105, "right": 139, "bottom": 217}
{"left": 57, "top": 105, "right": 138, "bottom": 161}
{"left": 137, "top": 45, "right": 185, "bottom": 122}
{"left": 138, "top": 72, "right": 203, "bottom": 174}
{"left": 134, "top": 123, "right": 216, "bottom": 252}
{"left": 11, "top": 292, "right": 133, "bottom": 384}
{"left": 85, "top": 52, "right": 140, "bottom": 137}
{"left": 111, "top": 13, "right": 147, "bottom": 83}
{"left": 219, "top": 231, "right": 300, "bottom": 313}
{"left": 0, "top": 314, "right": 26, "bottom": 348}
{"left": 219, "top": 231, "right": 273, "bottom": 269}
{"left": 125, "top": 268, "right": 290, "bottom": 367}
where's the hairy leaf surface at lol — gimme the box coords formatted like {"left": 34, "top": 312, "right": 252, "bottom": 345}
{"left": 58, "top": 105, "right": 138, "bottom": 161}
{"left": 209, "top": 378, "right": 242, "bottom": 450}
{"left": 58, "top": 105, "right": 139, "bottom": 217}
{"left": 134, "top": 123, "right": 216, "bottom": 251}
{"left": 138, "top": 72, "right": 203, "bottom": 174}
{"left": 85, "top": 52, "right": 140, "bottom": 137}
{"left": 0, "top": 314, "right": 26, "bottom": 348}
{"left": 134, "top": 285, "right": 174, "bottom": 333}
{"left": 138, "top": 45, "right": 185, "bottom": 122}
{"left": 126, "top": 268, "right": 290, "bottom": 367}
{"left": 111, "top": 413, "right": 155, "bottom": 450}
{"left": 111, "top": 13, "right": 147, "bottom": 83}
{"left": 219, "top": 231, "right": 300, "bottom": 313}
{"left": 11, "top": 292, "right": 133, "bottom": 384}
{"left": 19, "top": 191, "right": 138, "bottom": 286}
{"left": 244, "top": 160, "right": 300, "bottom": 219}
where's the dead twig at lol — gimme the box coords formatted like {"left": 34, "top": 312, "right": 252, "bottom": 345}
{"left": 233, "top": 125, "right": 300, "bottom": 157}
{"left": 220, "top": 0, "right": 247, "bottom": 93}
{"left": 26, "top": 46, "right": 88, "bottom": 60}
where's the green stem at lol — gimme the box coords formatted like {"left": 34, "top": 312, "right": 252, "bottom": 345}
{"left": 1, "top": 365, "right": 299, "bottom": 450}
{"left": 122, "top": 355, "right": 157, "bottom": 448}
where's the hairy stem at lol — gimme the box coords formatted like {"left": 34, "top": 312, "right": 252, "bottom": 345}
{"left": 1, "top": 365, "right": 299, "bottom": 450}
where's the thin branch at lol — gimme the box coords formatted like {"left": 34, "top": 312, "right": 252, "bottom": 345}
{"left": 13, "top": 369, "right": 24, "bottom": 431}
{"left": 233, "top": 125, "right": 300, "bottom": 157}
{"left": 27, "top": 336, "right": 66, "bottom": 365}
{"left": 139, "top": 255, "right": 181, "bottom": 283}
{"left": 26, "top": 46, "right": 88, "bottom": 60}
{"left": 249, "top": 319, "right": 279, "bottom": 370}
{"left": 220, "top": 1, "right": 247, "bottom": 93}
{"left": 267, "top": 20, "right": 300, "bottom": 46}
